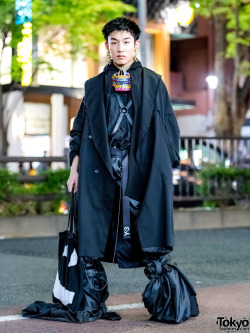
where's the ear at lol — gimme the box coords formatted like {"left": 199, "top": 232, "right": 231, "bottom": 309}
{"left": 134, "top": 40, "right": 140, "bottom": 49}
{"left": 104, "top": 41, "right": 109, "bottom": 51}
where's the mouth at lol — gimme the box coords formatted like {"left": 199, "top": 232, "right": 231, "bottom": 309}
{"left": 117, "top": 55, "right": 125, "bottom": 59}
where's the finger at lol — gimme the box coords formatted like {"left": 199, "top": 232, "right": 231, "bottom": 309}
{"left": 68, "top": 182, "right": 73, "bottom": 193}
{"left": 72, "top": 182, "right": 77, "bottom": 193}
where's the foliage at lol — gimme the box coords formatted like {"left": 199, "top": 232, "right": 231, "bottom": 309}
{"left": 34, "top": 168, "right": 70, "bottom": 194}
{"left": 32, "top": 0, "right": 136, "bottom": 60}
{"left": 0, "top": 167, "right": 71, "bottom": 216}
{"left": 190, "top": 0, "right": 250, "bottom": 73}
{"left": 0, "top": 0, "right": 136, "bottom": 80}
{"left": 0, "top": 168, "right": 19, "bottom": 200}
{"left": 195, "top": 166, "right": 250, "bottom": 207}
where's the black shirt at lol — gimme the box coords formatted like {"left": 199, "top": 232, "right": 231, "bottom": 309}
{"left": 106, "top": 86, "right": 134, "bottom": 151}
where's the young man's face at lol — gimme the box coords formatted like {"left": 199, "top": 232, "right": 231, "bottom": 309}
{"left": 105, "top": 30, "right": 140, "bottom": 69}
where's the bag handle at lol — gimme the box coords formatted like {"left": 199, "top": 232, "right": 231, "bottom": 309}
{"left": 67, "top": 184, "right": 77, "bottom": 233}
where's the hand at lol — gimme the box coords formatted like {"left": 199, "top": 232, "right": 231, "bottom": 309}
{"left": 67, "top": 155, "right": 79, "bottom": 193}
{"left": 67, "top": 170, "right": 78, "bottom": 193}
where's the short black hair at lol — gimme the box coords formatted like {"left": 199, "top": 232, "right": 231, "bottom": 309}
{"left": 102, "top": 17, "right": 141, "bottom": 42}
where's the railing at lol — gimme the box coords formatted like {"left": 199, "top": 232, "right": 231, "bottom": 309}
{"left": 0, "top": 156, "right": 68, "bottom": 179}
{"left": 1, "top": 136, "right": 250, "bottom": 204}
{"left": 0, "top": 156, "right": 68, "bottom": 173}
{"left": 174, "top": 136, "right": 250, "bottom": 202}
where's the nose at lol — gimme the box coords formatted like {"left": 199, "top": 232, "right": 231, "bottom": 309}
{"left": 117, "top": 43, "right": 124, "bottom": 52}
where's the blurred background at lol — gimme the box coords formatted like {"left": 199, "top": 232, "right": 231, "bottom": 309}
{"left": 0, "top": 0, "right": 249, "bottom": 216}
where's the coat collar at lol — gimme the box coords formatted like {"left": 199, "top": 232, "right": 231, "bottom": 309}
{"left": 84, "top": 64, "right": 158, "bottom": 179}
{"left": 103, "top": 59, "right": 142, "bottom": 74}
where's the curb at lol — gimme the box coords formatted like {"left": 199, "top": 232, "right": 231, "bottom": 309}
{"left": 0, "top": 207, "right": 250, "bottom": 239}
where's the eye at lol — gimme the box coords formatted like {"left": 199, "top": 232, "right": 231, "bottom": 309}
{"left": 111, "top": 42, "right": 116, "bottom": 45}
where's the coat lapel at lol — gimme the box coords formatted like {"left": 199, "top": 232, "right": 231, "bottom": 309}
{"left": 135, "top": 68, "right": 156, "bottom": 152}
{"left": 84, "top": 73, "right": 113, "bottom": 179}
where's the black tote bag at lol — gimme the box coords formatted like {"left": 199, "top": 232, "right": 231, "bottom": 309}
{"left": 52, "top": 187, "right": 84, "bottom": 312}
{"left": 22, "top": 188, "right": 85, "bottom": 323}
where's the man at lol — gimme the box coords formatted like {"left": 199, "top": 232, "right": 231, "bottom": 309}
{"left": 67, "top": 17, "right": 199, "bottom": 324}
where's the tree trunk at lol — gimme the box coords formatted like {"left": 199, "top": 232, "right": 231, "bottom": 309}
{"left": 230, "top": 5, "right": 248, "bottom": 136}
{"left": 213, "top": 14, "right": 229, "bottom": 136}
{"left": 0, "top": 35, "right": 4, "bottom": 156}
{"left": 231, "top": 5, "right": 239, "bottom": 136}
{"left": 0, "top": 32, "right": 8, "bottom": 157}
{"left": 0, "top": 84, "right": 3, "bottom": 156}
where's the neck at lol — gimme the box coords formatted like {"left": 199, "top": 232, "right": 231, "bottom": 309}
{"left": 113, "top": 58, "right": 134, "bottom": 72}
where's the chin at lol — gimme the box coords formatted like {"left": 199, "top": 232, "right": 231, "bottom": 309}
{"left": 114, "top": 57, "right": 133, "bottom": 66}
{"left": 115, "top": 58, "right": 126, "bottom": 64}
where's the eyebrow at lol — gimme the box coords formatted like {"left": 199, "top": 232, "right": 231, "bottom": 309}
{"left": 110, "top": 37, "right": 132, "bottom": 41}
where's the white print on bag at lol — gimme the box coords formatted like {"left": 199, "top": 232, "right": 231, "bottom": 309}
{"left": 53, "top": 245, "right": 78, "bottom": 306}
{"left": 62, "top": 245, "right": 78, "bottom": 267}
{"left": 53, "top": 271, "right": 75, "bottom": 306}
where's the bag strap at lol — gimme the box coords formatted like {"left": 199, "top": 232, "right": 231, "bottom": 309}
{"left": 67, "top": 184, "right": 76, "bottom": 233}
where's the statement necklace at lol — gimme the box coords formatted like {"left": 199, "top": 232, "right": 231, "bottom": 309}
{"left": 112, "top": 68, "right": 131, "bottom": 92}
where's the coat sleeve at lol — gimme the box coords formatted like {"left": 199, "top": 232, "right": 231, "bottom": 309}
{"left": 69, "top": 97, "right": 87, "bottom": 167}
{"left": 156, "top": 78, "right": 181, "bottom": 169}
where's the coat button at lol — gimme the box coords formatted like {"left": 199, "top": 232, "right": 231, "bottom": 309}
{"left": 94, "top": 169, "right": 99, "bottom": 173}
{"left": 88, "top": 134, "right": 93, "bottom": 139}
{"left": 120, "top": 126, "right": 125, "bottom": 131}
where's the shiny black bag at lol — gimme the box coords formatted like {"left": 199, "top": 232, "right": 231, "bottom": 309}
{"left": 142, "top": 255, "right": 200, "bottom": 324}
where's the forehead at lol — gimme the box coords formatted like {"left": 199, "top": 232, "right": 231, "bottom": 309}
{"left": 108, "top": 30, "right": 134, "bottom": 41}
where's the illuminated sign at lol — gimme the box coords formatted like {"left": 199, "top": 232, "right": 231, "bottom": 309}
{"left": 15, "top": 0, "right": 32, "bottom": 24}
{"left": 16, "top": 0, "right": 32, "bottom": 86}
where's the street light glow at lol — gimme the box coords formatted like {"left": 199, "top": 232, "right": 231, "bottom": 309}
{"left": 206, "top": 75, "right": 218, "bottom": 89}
{"left": 175, "top": 2, "right": 194, "bottom": 27}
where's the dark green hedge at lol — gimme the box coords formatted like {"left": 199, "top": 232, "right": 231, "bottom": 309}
{"left": 195, "top": 166, "right": 250, "bottom": 207}
{"left": 0, "top": 168, "right": 70, "bottom": 216}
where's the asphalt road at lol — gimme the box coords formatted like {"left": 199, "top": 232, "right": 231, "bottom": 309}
{"left": 1, "top": 226, "right": 250, "bottom": 311}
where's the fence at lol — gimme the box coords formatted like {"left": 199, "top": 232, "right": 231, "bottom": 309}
{"left": 174, "top": 136, "right": 250, "bottom": 202}
{"left": 1, "top": 136, "right": 250, "bottom": 204}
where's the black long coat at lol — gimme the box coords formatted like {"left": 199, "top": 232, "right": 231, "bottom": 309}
{"left": 69, "top": 61, "right": 180, "bottom": 258}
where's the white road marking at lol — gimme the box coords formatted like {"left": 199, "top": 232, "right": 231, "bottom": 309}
{"left": 108, "top": 302, "right": 144, "bottom": 311}
{"left": 0, "top": 303, "right": 144, "bottom": 322}
{"left": 0, "top": 315, "right": 25, "bottom": 322}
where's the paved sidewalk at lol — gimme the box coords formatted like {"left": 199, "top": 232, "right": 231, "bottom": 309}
{"left": 0, "top": 282, "right": 250, "bottom": 333}
{"left": 1, "top": 228, "right": 249, "bottom": 332}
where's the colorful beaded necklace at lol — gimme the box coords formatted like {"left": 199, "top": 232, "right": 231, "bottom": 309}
{"left": 112, "top": 68, "right": 131, "bottom": 92}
